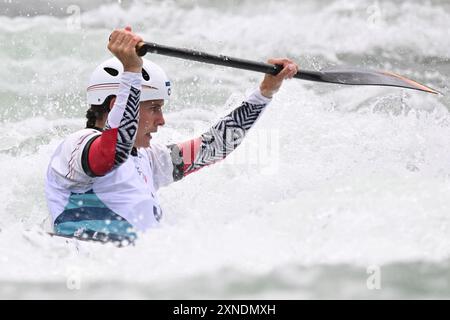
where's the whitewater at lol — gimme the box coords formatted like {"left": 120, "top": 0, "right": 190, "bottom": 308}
{"left": 0, "top": 0, "right": 449, "bottom": 299}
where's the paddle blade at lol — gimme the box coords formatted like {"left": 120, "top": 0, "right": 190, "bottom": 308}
{"left": 318, "top": 68, "right": 441, "bottom": 94}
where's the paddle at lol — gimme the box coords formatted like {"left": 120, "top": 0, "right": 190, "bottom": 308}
{"left": 136, "top": 41, "right": 440, "bottom": 95}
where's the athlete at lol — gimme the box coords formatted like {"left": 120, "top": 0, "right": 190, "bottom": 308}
{"left": 45, "top": 27, "right": 299, "bottom": 245}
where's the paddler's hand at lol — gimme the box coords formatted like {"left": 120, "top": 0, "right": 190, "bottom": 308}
{"left": 259, "top": 58, "right": 298, "bottom": 98}
{"left": 108, "top": 26, "right": 143, "bottom": 73}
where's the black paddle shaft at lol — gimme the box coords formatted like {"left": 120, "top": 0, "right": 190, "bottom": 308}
{"left": 136, "top": 41, "right": 440, "bottom": 94}
{"left": 137, "top": 42, "right": 324, "bottom": 82}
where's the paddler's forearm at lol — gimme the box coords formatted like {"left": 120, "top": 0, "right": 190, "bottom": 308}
{"left": 167, "top": 57, "right": 298, "bottom": 181}
{"left": 168, "top": 88, "right": 272, "bottom": 180}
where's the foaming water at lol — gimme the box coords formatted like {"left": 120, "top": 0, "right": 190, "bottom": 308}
{"left": 0, "top": 0, "right": 449, "bottom": 299}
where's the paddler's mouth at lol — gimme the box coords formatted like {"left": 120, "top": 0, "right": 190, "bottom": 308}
{"left": 145, "top": 130, "right": 158, "bottom": 139}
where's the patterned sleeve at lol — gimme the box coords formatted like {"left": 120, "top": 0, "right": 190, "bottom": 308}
{"left": 167, "top": 88, "right": 272, "bottom": 181}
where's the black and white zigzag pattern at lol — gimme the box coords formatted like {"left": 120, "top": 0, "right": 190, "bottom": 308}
{"left": 105, "top": 86, "right": 140, "bottom": 167}
{"left": 186, "top": 101, "right": 267, "bottom": 173}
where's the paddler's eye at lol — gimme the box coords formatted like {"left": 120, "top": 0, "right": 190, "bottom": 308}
{"left": 148, "top": 106, "right": 162, "bottom": 113}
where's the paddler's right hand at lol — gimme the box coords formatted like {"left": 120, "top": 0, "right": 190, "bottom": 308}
{"left": 108, "top": 26, "right": 143, "bottom": 73}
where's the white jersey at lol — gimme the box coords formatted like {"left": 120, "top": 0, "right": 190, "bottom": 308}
{"left": 45, "top": 133, "right": 174, "bottom": 231}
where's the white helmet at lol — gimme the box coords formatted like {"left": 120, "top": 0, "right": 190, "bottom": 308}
{"left": 87, "top": 57, "right": 172, "bottom": 105}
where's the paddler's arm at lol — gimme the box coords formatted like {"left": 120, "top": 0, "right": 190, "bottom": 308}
{"left": 81, "top": 27, "right": 143, "bottom": 177}
{"left": 167, "top": 58, "right": 298, "bottom": 181}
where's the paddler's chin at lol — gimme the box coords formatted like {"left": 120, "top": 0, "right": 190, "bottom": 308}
{"left": 134, "top": 133, "right": 152, "bottom": 149}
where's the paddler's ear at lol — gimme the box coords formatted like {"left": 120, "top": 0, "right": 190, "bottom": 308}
{"left": 109, "top": 97, "right": 116, "bottom": 111}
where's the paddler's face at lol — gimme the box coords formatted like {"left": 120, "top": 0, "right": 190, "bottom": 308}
{"left": 135, "top": 99, "right": 165, "bottom": 148}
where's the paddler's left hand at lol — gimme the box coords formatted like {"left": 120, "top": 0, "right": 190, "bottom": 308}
{"left": 259, "top": 58, "right": 298, "bottom": 98}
